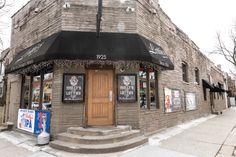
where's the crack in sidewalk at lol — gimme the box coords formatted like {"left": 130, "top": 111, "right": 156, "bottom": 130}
{"left": 214, "top": 125, "right": 236, "bottom": 157}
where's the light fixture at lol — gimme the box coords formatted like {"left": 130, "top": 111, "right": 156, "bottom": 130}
{"left": 119, "top": 67, "right": 125, "bottom": 72}
{"left": 34, "top": 7, "right": 40, "bottom": 13}
{"left": 126, "top": 7, "right": 135, "bottom": 12}
{"left": 14, "top": 24, "right": 19, "bottom": 29}
{"left": 150, "top": 8, "right": 157, "bottom": 15}
{"left": 63, "top": 2, "right": 71, "bottom": 9}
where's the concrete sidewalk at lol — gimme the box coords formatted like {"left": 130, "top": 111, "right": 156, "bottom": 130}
{"left": 122, "top": 107, "right": 236, "bottom": 157}
{"left": 1, "top": 108, "right": 236, "bottom": 157}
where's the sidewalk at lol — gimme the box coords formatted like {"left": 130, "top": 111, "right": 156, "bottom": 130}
{"left": 0, "top": 108, "right": 236, "bottom": 157}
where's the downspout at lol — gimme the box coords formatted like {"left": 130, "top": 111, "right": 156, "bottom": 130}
{"left": 96, "top": 0, "right": 103, "bottom": 37}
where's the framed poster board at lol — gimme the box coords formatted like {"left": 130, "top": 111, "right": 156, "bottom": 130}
{"left": 185, "top": 92, "right": 197, "bottom": 111}
{"left": 117, "top": 74, "right": 137, "bottom": 102}
{"left": 164, "top": 88, "right": 181, "bottom": 113}
{"left": 62, "top": 74, "right": 84, "bottom": 102}
{"left": 17, "top": 109, "right": 35, "bottom": 133}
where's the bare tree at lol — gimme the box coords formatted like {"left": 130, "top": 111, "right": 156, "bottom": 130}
{"left": 211, "top": 26, "right": 236, "bottom": 75}
{"left": 0, "top": 0, "right": 6, "bottom": 9}
{"left": 0, "top": 0, "right": 14, "bottom": 51}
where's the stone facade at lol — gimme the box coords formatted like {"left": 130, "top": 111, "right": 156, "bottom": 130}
{"left": 6, "top": 0, "right": 227, "bottom": 135}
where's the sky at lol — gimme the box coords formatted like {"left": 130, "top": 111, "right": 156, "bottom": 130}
{"left": 0, "top": 0, "right": 236, "bottom": 73}
{"left": 159, "top": 0, "right": 236, "bottom": 73}
{"left": 0, "top": 0, "right": 30, "bottom": 50}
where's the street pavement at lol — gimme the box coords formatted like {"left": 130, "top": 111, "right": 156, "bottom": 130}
{"left": 1, "top": 107, "right": 236, "bottom": 157}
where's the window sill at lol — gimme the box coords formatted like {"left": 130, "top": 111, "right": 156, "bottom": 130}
{"left": 182, "top": 81, "right": 190, "bottom": 85}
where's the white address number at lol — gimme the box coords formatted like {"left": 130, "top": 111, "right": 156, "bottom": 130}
{"left": 96, "top": 54, "right": 107, "bottom": 60}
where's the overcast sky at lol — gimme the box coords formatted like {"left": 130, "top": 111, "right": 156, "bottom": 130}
{"left": 159, "top": 0, "right": 236, "bottom": 73}
{"left": 0, "top": 0, "right": 30, "bottom": 50}
{"left": 0, "top": 0, "right": 236, "bottom": 73}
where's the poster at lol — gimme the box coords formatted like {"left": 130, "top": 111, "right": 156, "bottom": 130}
{"left": 164, "top": 88, "right": 172, "bottom": 112}
{"left": 34, "top": 110, "right": 51, "bottom": 135}
{"left": 117, "top": 74, "right": 137, "bottom": 102}
{"left": 63, "top": 74, "right": 84, "bottom": 102}
{"left": 164, "top": 88, "right": 181, "bottom": 112}
{"left": 17, "top": 109, "right": 35, "bottom": 133}
{"left": 172, "top": 89, "right": 181, "bottom": 111}
{"left": 185, "top": 92, "right": 197, "bottom": 111}
{"left": 230, "top": 97, "right": 235, "bottom": 106}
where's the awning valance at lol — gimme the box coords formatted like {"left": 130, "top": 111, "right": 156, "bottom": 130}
{"left": 210, "top": 84, "right": 227, "bottom": 93}
{"left": 5, "top": 31, "right": 174, "bottom": 73}
{"left": 202, "top": 79, "right": 213, "bottom": 89}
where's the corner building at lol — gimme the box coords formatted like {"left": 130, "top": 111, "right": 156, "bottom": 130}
{"left": 5, "top": 0, "right": 226, "bottom": 137}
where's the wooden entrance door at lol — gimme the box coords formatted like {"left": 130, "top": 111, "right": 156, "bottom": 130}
{"left": 87, "top": 70, "right": 114, "bottom": 125}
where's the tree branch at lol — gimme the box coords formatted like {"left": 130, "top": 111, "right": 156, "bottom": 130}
{"left": 0, "top": 0, "right": 6, "bottom": 9}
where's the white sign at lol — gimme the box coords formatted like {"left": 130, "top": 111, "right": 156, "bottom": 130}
{"left": 17, "top": 109, "right": 35, "bottom": 133}
{"left": 185, "top": 92, "right": 196, "bottom": 111}
{"left": 230, "top": 97, "right": 236, "bottom": 106}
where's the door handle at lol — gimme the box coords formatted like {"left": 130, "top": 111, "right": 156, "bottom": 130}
{"left": 109, "top": 90, "right": 113, "bottom": 102}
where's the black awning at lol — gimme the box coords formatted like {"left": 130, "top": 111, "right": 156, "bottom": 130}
{"left": 202, "top": 79, "right": 213, "bottom": 89}
{"left": 210, "top": 84, "right": 226, "bottom": 93}
{"left": 5, "top": 31, "right": 174, "bottom": 73}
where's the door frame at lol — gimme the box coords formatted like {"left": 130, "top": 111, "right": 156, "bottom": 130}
{"left": 84, "top": 66, "right": 116, "bottom": 126}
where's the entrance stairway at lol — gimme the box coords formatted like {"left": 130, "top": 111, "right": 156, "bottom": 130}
{"left": 0, "top": 122, "right": 14, "bottom": 132}
{"left": 50, "top": 125, "right": 148, "bottom": 153}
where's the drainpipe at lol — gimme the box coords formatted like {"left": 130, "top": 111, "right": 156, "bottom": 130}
{"left": 96, "top": 0, "right": 103, "bottom": 37}
{"left": 2, "top": 75, "right": 7, "bottom": 123}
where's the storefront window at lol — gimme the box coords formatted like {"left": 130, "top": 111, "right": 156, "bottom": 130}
{"left": 139, "top": 69, "right": 147, "bottom": 109}
{"left": 149, "top": 70, "right": 157, "bottom": 109}
{"left": 31, "top": 72, "right": 53, "bottom": 110}
{"left": 43, "top": 73, "right": 53, "bottom": 110}
{"left": 139, "top": 65, "right": 158, "bottom": 110}
{"left": 32, "top": 75, "right": 41, "bottom": 109}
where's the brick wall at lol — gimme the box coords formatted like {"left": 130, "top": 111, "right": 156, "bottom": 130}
{"left": 61, "top": 0, "right": 137, "bottom": 33}
{"left": 115, "top": 67, "right": 140, "bottom": 129}
{"left": 7, "top": 0, "right": 227, "bottom": 135}
{"left": 51, "top": 62, "right": 85, "bottom": 135}
{"left": 10, "top": 0, "right": 62, "bottom": 63}
{"left": 136, "top": 1, "right": 226, "bottom": 134}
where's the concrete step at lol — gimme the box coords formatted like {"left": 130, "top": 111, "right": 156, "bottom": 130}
{"left": 56, "top": 130, "right": 141, "bottom": 144}
{"left": 2, "top": 122, "right": 14, "bottom": 130}
{"left": 50, "top": 136, "right": 148, "bottom": 154}
{"left": 0, "top": 126, "right": 8, "bottom": 132}
{"left": 67, "top": 125, "right": 131, "bottom": 136}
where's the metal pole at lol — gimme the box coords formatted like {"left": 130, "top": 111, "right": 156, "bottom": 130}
{"left": 96, "top": 0, "right": 103, "bottom": 37}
